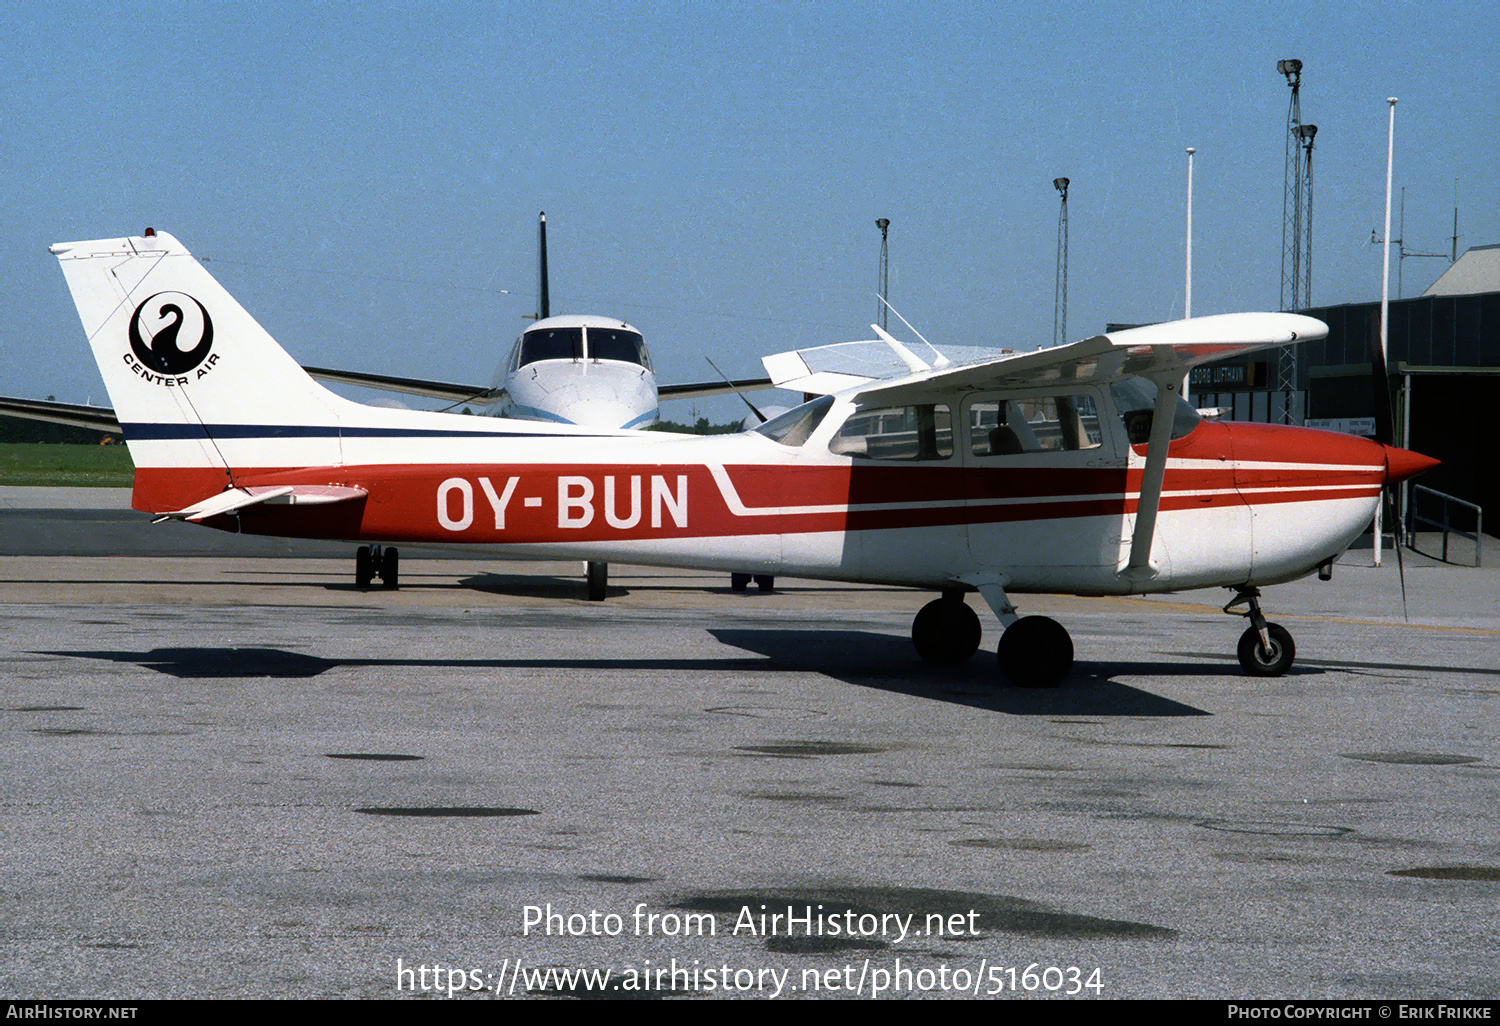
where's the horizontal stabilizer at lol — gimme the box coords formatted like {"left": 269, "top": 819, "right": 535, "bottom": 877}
{"left": 153, "top": 484, "right": 367, "bottom": 523}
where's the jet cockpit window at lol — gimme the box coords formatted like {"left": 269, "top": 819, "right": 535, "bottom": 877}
{"left": 754, "top": 394, "right": 834, "bottom": 447}
{"left": 1109, "top": 378, "right": 1202, "bottom": 444}
{"left": 969, "top": 394, "right": 1101, "bottom": 456}
{"left": 518, "top": 327, "right": 583, "bottom": 366}
{"left": 588, "top": 327, "right": 651, "bottom": 370}
{"left": 829, "top": 403, "right": 953, "bottom": 460}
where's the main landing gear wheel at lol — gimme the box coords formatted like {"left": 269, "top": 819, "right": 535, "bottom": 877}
{"left": 730, "top": 573, "right": 751, "bottom": 592}
{"left": 911, "top": 596, "right": 982, "bottom": 664}
{"left": 586, "top": 561, "right": 608, "bottom": 602}
{"left": 1237, "top": 623, "right": 1294, "bottom": 677}
{"left": 754, "top": 574, "right": 775, "bottom": 592}
{"left": 355, "top": 545, "right": 374, "bottom": 588}
{"left": 996, "top": 615, "right": 1074, "bottom": 688}
{"left": 355, "top": 545, "right": 399, "bottom": 589}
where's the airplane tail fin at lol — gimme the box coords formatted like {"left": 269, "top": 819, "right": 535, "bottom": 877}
{"left": 51, "top": 230, "right": 349, "bottom": 512}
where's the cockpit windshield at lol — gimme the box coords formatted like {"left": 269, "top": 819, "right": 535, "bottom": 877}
{"left": 754, "top": 395, "right": 835, "bottom": 447}
{"left": 1110, "top": 377, "right": 1202, "bottom": 444}
{"left": 588, "top": 327, "right": 650, "bottom": 369}
{"left": 518, "top": 327, "right": 583, "bottom": 366}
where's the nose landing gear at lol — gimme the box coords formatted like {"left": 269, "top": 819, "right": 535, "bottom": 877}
{"left": 354, "top": 544, "right": 399, "bottom": 590}
{"left": 1225, "top": 587, "right": 1295, "bottom": 676}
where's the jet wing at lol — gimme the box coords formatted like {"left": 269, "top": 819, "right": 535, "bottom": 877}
{"left": 838, "top": 312, "right": 1327, "bottom": 405}
{"left": 658, "top": 377, "right": 773, "bottom": 400}
{"left": 303, "top": 367, "right": 505, "bottom": 406}
{"left": 0, "top": 396, "right": 122, "bottom": 433}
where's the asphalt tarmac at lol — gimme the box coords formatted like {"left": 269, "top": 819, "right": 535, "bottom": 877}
{"left": 1, "top": 489, "right": 1497, "bottom": 1000}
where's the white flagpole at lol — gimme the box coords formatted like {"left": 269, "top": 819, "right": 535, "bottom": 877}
{"left": 1376, "top": 98, "right": 1397, "bottom": 568}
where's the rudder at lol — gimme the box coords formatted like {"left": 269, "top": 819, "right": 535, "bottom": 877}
{"left": 52, "top": 230, "right": 348, "bottom": 511}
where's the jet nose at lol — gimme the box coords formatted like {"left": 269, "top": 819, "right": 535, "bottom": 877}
{"left": 1382, "top": 444, "right": 1439, "bottom": 485}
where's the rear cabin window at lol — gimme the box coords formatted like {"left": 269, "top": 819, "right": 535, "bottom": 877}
{"left": 829, "top": 403, "right": 953, "bottom": 460}
{"left": 969, "top": 395, "right": 1102, "bottom": 456}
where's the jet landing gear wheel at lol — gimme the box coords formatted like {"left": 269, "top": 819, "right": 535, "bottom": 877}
{"left": 1237, "top": 623, "right": 1294, "bottom": 677}
{"left": 355, "top": 545, "right": 374, "bottom": 588}
{"left": 355, "top": 545, "right": 399, "bottom": 589}
{"left": 911, "top": 596, "right": 981, "bottom": 664}
{"left": 996, "top": 615, "right": 1074, "bottom": 688}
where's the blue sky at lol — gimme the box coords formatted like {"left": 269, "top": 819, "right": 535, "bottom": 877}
{"left": 4, "top": 1, "right": 1495, "bottom": 419}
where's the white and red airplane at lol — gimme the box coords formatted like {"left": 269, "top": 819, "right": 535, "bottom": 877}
{"left": 51, "top": 230, "right": 1437, "bottom": 686}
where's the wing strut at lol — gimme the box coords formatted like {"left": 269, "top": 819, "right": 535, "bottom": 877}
{"left": 1119, "top": 374, "right": 1183, "bottom": 583}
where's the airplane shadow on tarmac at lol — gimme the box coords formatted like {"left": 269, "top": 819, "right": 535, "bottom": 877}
{"left": 44, "top": 629, "right": 1232, "bottom": 716}
{"left": 707, "top": 629, "right": 1215, "bottom": 716}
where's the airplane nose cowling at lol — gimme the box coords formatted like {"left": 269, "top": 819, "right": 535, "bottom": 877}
{"left": 1382, "top": 445, "right": 1439, "bottom": 485}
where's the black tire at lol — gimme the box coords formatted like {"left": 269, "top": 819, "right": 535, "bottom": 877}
{"left": 1237, "top": 623, "right": 1295, "bottom": 677}
{"left": 997, "top": 615, "right": 1074, "bottom": 688}
{"left": 355, "top": 546, "right": 373, "bottom": 588}
{"left": 754, "top": 574, "right": 775, "bottom": 592}
{"left": 586, "top": 561, "right": 608, "bottom": 601}
{"left": 730, "top": 573, "right": 751, "bottom": 592}
{"left": 911, "top": 598, "right": 982, "bottom": 665}
{"left": 380, "top": 547, "right": 400, "bottom": 590}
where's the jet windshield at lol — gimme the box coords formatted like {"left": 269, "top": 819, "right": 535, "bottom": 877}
{"left": 588, "top": 327, "right": 650, "bottom": 369}
{"left": 516, "top": 325, "right": 650, "bottom": 369}
{"left": 518, "top": 327, "right": 583, "bottom": 366}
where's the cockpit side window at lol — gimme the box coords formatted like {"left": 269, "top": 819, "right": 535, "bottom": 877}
{"left": 754, "top": 394, "right": 834, "bottom": 447}
{"left": 588, "top": 327, "right": 650, "bottom": 370}
{"left": 1110, "top": 378, "right": 1202, "bottom": 445}
{"left": 829, "top": 403, "right": 953, "bottom": 460}
{"left": 518, "top": 327, "right": 583, "bottom": 366}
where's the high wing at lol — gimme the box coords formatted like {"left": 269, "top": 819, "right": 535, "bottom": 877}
{"left": 764, "top": 312, "right": 1325, "bottom": 403}
{"left": 0, "top": 395, "right": 122, "bottom": 433}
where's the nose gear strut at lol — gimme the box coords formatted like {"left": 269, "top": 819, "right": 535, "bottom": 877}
{"left": 1224, "top": 586, "right": 1295, "bottom": 676}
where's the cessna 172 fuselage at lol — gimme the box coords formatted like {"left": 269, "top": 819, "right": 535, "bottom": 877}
{"left": 51, "top": 231, "right": 1436, "bottom": 686}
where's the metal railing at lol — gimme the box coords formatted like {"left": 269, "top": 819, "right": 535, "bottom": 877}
{"left": 1406, "top": 484, "right": 1483, "bottom": 567}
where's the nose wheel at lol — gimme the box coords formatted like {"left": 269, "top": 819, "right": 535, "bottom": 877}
{"left": 1225, "top": 588, "right": 1295, "bottom": 676}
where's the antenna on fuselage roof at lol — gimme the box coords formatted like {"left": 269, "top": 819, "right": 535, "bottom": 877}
{"left": 536, "top": 211, "right": 550, "bottom": 320}
{"left": 877, "top": 295, "right": 950, "bottom": 369}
